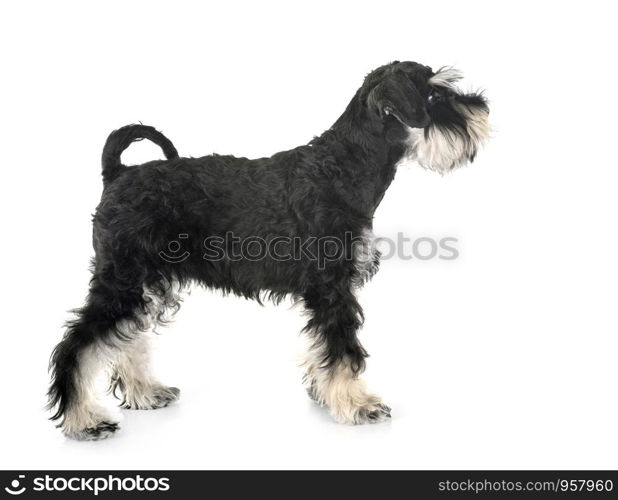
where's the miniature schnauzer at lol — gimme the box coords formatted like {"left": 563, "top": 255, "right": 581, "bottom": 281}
{"left": 48, "top": 61, "right": 490, "bottom": 440}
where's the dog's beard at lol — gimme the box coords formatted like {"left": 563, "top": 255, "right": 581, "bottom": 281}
{"left": 403, "top": 102, "right": 490, "bottom": 174}
{"left": 402, "top": 67, "right": 490, "bottom": 174}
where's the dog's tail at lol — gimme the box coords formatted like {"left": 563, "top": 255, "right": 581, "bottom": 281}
{"left": 101, "top": 124, "right": 179, "bottom": 185}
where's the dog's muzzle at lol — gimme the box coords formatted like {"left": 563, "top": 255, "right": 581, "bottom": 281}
{"left": 406, "top": 101, "right": 490, "bottom": 174}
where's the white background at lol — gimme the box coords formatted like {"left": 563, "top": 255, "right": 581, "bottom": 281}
{"left": 1, "top": 0, "right": 617, "bottom": 470}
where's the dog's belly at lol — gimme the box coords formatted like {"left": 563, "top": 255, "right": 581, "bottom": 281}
{"left": 189, "top": 248, "right": 306, "bottom": 298}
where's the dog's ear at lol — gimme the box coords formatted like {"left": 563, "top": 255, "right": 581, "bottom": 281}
{"left": 367, "top": 73, "right": 430, "bottom": 129}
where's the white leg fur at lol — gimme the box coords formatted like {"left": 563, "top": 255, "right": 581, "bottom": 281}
{"left": 60, "top": 281, "right": 182, "bottom": 439}
{"left": 352, "top": 228, "right": 380, "bottom": 288}
{"left": 110, "top": 282, "right": 181, "bottom": 409}
{"left": 61, "top": 341, "right": 119, "bottom": 441}
{"left": 111, "top": 333, "right": 180, "bottom": 410}
{"left": 304, "top": 344, "right": 390, "bottom": 424}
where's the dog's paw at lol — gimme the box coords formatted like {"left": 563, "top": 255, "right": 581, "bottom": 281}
{"left": 325, "top": 393, "right": 391, "bottom": 425}
{"left": 303, "top": 364, "right": 390, "bottom": 425}
{"left": 121, "top": 386, "right": 180, "bottom": 410}
{"left": 305, "top": 379, "right": 323, "bottom": 405}
{"left": 353, "top": 402, "right": 391, "bottom": 424}
{"left": 149, "top": 386, "right": 180, "bottom": 409}
{"left": 65, "top": 421, "right": 120, "bottom": 441}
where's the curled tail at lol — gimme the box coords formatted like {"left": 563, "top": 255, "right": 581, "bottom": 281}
{"left": 101, "top": 124, "right": 179, "bottom": 185}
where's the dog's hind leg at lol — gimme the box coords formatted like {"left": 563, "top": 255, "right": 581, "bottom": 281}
{"left": 47, "top": 276, "right": 147, "bottom": 440}
{"left": 110, "top": 334, "right": 180, "bottom": 410}
{"left": 302, "top": 282, "right": 391, "bottom": 424}
{"left": 109, "top": 282, "right": 181, "bottom": 410}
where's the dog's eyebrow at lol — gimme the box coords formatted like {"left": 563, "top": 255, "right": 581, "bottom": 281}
{"left": 429, "top": 67, "right": 463, "bottom": 89}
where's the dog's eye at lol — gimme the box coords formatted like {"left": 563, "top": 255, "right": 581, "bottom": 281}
{"left": 428, "top": 90, "right": 440, "bottom": 103}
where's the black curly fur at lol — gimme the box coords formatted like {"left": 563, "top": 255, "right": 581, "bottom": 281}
{"left": 101, "top": 124, "right": 178, "bottom": 185}
{"left": 48, "top": 61, "right": 489, "bottom": 426}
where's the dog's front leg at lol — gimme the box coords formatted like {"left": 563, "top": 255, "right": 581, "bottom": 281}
{"left": 302, "top": 283, "right": 390, "bottom": 424}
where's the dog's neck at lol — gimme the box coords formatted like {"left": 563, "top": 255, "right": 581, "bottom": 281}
{"left": 310, "top": 92, "right": 407, "bottom": 218}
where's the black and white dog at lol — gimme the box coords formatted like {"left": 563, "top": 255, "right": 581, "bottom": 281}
{"left": 48, "top": 61, "right": 490, "bottom": 440}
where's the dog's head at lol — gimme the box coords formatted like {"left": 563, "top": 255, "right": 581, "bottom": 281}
{"left": 361, "top": 61, "right": 490, "bottom": 173}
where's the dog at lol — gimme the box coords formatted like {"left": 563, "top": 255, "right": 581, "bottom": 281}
{"left": 48, "top": 61, "right": 490, "bottom": 440}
